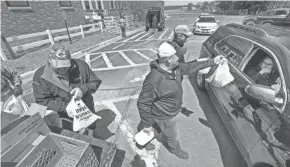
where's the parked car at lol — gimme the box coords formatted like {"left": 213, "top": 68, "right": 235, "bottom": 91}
{"left": 193, "top": 15, "right": 219, "bottom": 35}
{"left": 145, "top": 7, "right": 165, "bottom": 32}
{"left": 242, "top": 8, "right": 290, "bottom": 26}
{"left": 196, "top": 23, "right": 290, "bottom": 167}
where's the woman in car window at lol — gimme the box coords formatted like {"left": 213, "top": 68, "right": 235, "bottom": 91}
{"left": 246, "top": 56, "right": 279, "bottom": 87}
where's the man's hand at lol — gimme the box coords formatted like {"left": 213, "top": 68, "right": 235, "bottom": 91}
{"left": 259, "top": 67, "right": 272, "bottom": 75}
{"left": 70, "top": 87, "right": 83, "bottom": 100}
{"left": 213, "top": 55, "right": 227, "bottom": 65}
{"left": 13, "top": 86, "right": 23, "bottom": 97}
{"left": 143, "top": 126, "right": 154, "bottom": 135}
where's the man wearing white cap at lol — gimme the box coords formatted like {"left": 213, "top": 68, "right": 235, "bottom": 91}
{"left": 33, "top": 43, "right": 102, "bottom": 133}
{"left": 137, "top": 42, "right": 226, "bottom": 159}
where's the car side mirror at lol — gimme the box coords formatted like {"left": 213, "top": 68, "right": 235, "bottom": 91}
{"left": 216, "top": 20, "right": 219, "bottom": 23}
{"left": 244, "top": 84, "right": 283, "bottom": 104}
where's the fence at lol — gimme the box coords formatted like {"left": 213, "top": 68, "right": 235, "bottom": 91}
{"left": 1, "top": 15, "right": 134, "bottom": 60}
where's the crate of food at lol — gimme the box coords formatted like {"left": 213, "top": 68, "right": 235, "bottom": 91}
{"left": 60, "top": 129, "right": 117, "bottom": 167}
{"left": 17, "top": 132, "right": 99, "bottom": 167}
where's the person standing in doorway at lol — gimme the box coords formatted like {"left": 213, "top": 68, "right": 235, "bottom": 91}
{"left": 151, "top": 15, "right": 158, "bottom": 34}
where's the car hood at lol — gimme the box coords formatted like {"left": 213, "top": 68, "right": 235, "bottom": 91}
{"left": 244, "top": 15, "right": 258, "bottom": 20}
{"left": 196, "top": 23, "right": 217, "bottom": 27}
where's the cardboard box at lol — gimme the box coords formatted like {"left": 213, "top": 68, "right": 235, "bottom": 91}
{"left": 1, "top": 113, "right": 51, "bottom": 162}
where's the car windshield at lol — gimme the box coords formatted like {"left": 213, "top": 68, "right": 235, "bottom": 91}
{"left": 198, "top": 17, "right": 216, "bottom": 23}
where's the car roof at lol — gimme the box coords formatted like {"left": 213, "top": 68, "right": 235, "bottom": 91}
{"left": 200, "top": 15, "right": 215, "bottom": 17}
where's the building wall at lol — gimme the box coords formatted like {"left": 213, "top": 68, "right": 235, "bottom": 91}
{"left": 1, "top": 1, "right": 86, "bottom": 37}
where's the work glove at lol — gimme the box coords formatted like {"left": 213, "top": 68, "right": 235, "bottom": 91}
{"left": 70, "top": 87, "right": 83, "bottom": 101}
{"left": 13, "top": 86, "right": 23, "bottom": 97}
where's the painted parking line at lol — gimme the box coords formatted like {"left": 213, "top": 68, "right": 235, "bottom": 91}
{"left": 168, "top": 31, "right": 174, "bottom": 40}
{"left": 112, "top": 43, "right": 125, "bottom": 50}
{"left": 92, "top": 63, "right": 148, "bottom": 72}
{"left": 119, "top": 51, "right": 135, "bottom": 66}
{"left": 158, "top": 28, "right": 169, "bottom": 40}
{"left": 123, "top": 31, "right": 145, "bottom": 42}
{"left": 134, "top": 50, "right": 153, "bottom": 61}
{"left": 146, "top": 34, "right": 155, "bottom": 40}
{"left": 95, "top": 95, "right": 161, "bottom": 167}
{"left": 102, "top": 53, "right": 113, "bottom": 68}
{"left": 135, "top": 33, "right": 150, "bottom": 41}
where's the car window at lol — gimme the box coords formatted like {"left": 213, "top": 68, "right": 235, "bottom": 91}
{"left": 215, "top": 36, "right": 254, "bottom": 68}
{"left": 198, "top": 17, "right": 216, "bottom": 23}
{"left": 242, "top": 47, "right": 287, "bottom": 111}
{"left": 265, "top": 11, "right": 275, "bottom": 16}
{"left": 275, "top": 10, "right": 287, "bottom": 15}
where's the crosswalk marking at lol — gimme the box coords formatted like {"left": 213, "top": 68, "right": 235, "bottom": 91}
{"left": 119, "top": 51, "right": 135, "bottom": 65}
{"left": 102, "top": 53, "right": 114, "bottom": 68}
{"left": 135, "top": 33, "right": 149, "bottom": 41}
{"left": 123, "top": 31, "right": 145, "bottom": 42}
{"left": 134, "top": 50, "right": 153, "bottom": 61}
{"left": 92, "top": 48, "right": 157, "bottom": 55}
{"left": 168, "top": 31, "right": 174, "bottom": 40}
{"left": 158, "top": 28, "right": 169, "bottom": 40}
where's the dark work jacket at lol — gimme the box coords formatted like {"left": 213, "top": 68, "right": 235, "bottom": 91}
{"left": 137, "top": 59, "right": 215, "bottom": 127}
{"left": 33, "top": 59, "right": 102, "bottom": 114}
{"left": 168, "top": 40, "right": 187, "bottom": 63}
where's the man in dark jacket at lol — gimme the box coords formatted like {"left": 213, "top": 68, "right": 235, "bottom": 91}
{"left": 137, "top": 42, "right": 226, "bottom": 159}
{"left": 169, "top": 25, "right": 192, "bottom": 63}
{"left": 33, "top": 43, "right": 102, "bottom": 133}
{"left": 151, "top": 15, "right": 158, "bottom": 34}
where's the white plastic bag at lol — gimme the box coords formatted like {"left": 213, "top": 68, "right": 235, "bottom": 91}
{"left": 2, "top": 95, "right": 28, "bottom": 116}
{"left": 206, "top": 61, "right": 234, "bottom": 87}
{"left": 66, "top": 99, "right": 101, "bottom": 131}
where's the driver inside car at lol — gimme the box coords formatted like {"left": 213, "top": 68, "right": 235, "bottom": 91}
{"left": 245, "top": 56, "right": 280, "bottom": 89}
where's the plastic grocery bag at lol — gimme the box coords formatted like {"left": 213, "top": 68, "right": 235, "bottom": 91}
{"left": 206, "top": 61, "right": 234, "bottom": 87}
{"left": 2, "top": 95, "right": 28, "bottom": 116}
{"left": 66, "top": 99, "right": 101, "bottom": 131}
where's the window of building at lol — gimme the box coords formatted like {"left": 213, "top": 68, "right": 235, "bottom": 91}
{"left": 59, "top": 1, "right": 72, "bottom": 7}
{"left": 97, "top": 0, "right": 103, "bottom": 9}
{"left": 110, "top": 0, "right": 115, "bottom": 9}
{"left": 83, "top": 0, "right": 91, "bottom": 10}
{"left": 5, "top": 1, "right": 29, "bottom": 7}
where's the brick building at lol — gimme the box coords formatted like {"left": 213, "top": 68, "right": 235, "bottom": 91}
{"left": 1, "top": 0, "right": 164, "bottom": 37}
{"left": 1, "top": 0, "right": 126, "bottom": 37}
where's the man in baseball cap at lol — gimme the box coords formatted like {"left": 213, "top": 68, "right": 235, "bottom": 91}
{"left": 33, "top": 43, "right": 102, "bottom": 135}
{"left": 168, "top": 25, "right": 192, "bottom": 63}
{"left": 136, "top": 42, "right": 226, "bottom": 159}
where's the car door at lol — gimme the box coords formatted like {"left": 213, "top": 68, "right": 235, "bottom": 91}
{"left": 207, "top": 35, "right": 288, "bottom": 165}
{"left": 241, "top": 48, "right": 290, "bottom": 166}
{"left": 206, "top": 35, "right": 260, "bottom": 161}
{"left": 274, "top": 9, "right": 288, "bottom": 26}
{"left": 258, "top": 10, "right": 275, "bottom": 24}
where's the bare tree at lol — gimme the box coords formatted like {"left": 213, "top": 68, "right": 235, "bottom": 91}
{"left": 127, "top": 1, "right": 144, "bottom": 21}
{"left": 187, "top": 3, "right": 193, "bottom": 11}
{"left": 115, "top": 1, "right": 128, "bottom": 17}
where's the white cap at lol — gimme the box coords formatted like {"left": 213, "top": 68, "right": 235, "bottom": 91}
{"left": 158, "top": 42, "right": 176, "bottom": 58}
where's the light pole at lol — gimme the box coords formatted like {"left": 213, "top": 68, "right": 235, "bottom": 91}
{"left": 62, "top": 11, "right": 72, "bottom": 44}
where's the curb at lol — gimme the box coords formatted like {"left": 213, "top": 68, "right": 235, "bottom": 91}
{"left": 20, "top": 27, "right": 144, "bottom": 84}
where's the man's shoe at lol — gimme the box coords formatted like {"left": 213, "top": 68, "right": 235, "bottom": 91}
{"left": 173, "top": 150, "right": 189, "bottom": 159}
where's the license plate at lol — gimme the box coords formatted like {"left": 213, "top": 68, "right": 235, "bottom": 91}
{"left": 202, "top": 30, "right": 209, "bottom": 33}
